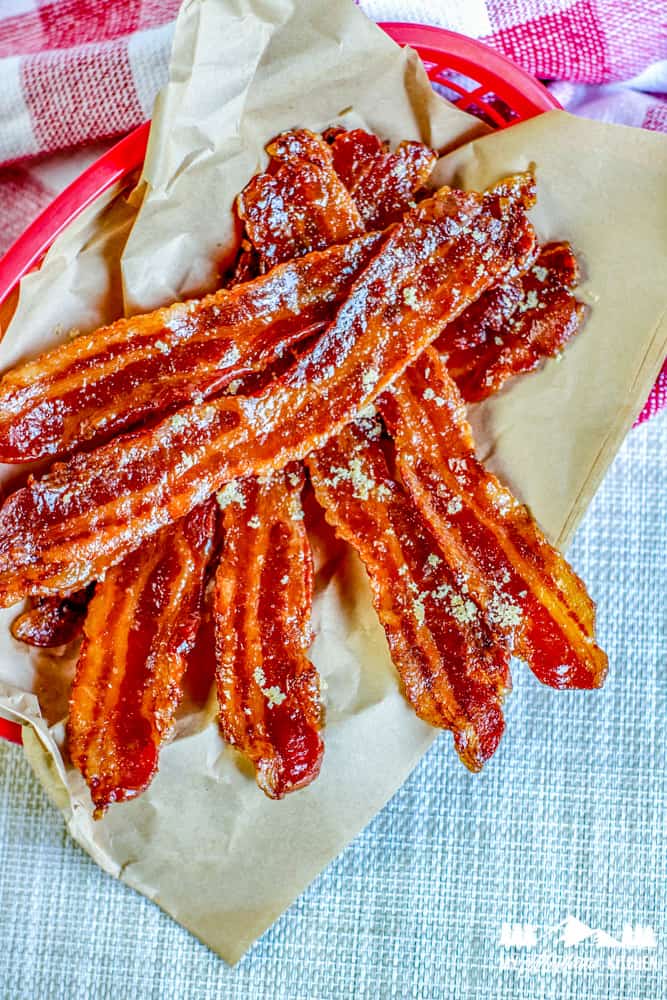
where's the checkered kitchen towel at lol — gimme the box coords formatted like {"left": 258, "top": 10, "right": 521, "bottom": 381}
{"left": 0, "top": 0, "right": 665, "bottom": 420}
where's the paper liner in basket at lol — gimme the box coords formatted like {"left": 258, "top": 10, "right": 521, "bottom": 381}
{"left": 0, "top": 0, "right": 666, "bottom": 965}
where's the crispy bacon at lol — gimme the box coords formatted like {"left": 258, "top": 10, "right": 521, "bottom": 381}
{"left": 11, "top": 588, "right": 91, "bottom": 647}
{"left": 180, "top": 578, "right": 218, "bottom": 711}
{"left": 308, "top": 417, "right": 509, "bottom": 769}
{"left": 277, "top": 128, "right": 507, "bottom": 768}
{"left": 67, "top": 499, "right": 217, "bottom": 816}
{"left": 250, "top": 124, "right": 507, "bottom": 772}
{"left": 220, "top": 137, "right": 327, "bottom": 796}
{"left": 0, "top": 180, "right": 537, "bottom": 605}
{"left": 438, "top": 278, "right": 524, "bottom": 354}
{"left": 214, "top": 466, "right": 323, "bottom": 796}
{"left": 0, "top": 231, "right": 382, "bottom": 463}
{"left": 443, "top": 242, "right": 585, "bottom": 401}
{"left": 237, "top": 129, "right": 365, "bottom": 271}
{"left": 379, "top": 349, "right": 607, "bottom": 689}
{"left": 326, "top": 131, "right": 585, "bottom": 402}
{"left": 228, "top": 239, "right": 259, "bottom": 286}
{"left": 328, "top": 128, "right": 437, "bottom": 229}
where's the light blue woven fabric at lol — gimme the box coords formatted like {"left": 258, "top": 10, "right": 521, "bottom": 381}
{"left": 0, "top": 410, "right": 664, "bottom": 998}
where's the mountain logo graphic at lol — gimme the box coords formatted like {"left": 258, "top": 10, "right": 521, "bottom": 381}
{"left": 499, "top": 918, "right": 657, "bottom": 950}
{"left": 561, "top": 916, "right": 656, "bottom": 950}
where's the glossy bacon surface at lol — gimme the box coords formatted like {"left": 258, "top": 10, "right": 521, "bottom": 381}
{"left": 443, "top": 242, "right": 585, "bottom": 401}
{"left": 327, "top": 132, "right": 585, "bottom": 403}
{"left": 328, "top": 128, "right": 437, "bottom": 229}
{"left": 0, "top": 231, "right": 382, "bottom": 463}
{"left": 223, "top": 135, "right": 326, "bottom": 796}
{"left": 214, "top": 466, "right": 323, "bottom": 797}
{"left": 237, "top": 130, "right": 365, "bottom": 271}
{"left": 437, "top": 278, "right": 523, "bottom": 355}
{"left": 11, "top": 589, "right": 90, "bottom": 647}
{"left": 67, "top": 499, "right": 217, "bottom": 816}
{"left": 308, "top": 417, "right": 509, "bottom": 769}
{"left": 379, "top": 349, "right": 607, "bottom": 689}
{"left": 228, "top": 239, "right": 259, "bottom": 286}
{"left": 0, "top": 181, "right": 537, "bottom": 605}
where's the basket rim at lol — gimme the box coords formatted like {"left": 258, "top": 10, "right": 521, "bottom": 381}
{"left": 0, "top": 22, "right": 559, "bottom": 308}
{"left": 380, "top": 21, "right": 559, "bottom": 121}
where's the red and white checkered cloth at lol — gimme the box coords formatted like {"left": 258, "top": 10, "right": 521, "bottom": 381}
{"left": 0, "top": 0, "right": 665, "bottom": 420}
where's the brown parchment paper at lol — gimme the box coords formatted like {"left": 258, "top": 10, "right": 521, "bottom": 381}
{"left": 433, "top": 115, "right": 667, "bottom": 548}
{"left": 1, "top": 0, "right": 666, "bottom": 966}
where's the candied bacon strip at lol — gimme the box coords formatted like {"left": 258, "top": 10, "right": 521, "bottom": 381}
{"left": 222, "top": 137, "right": 328, "bottom": 795}
{"left": 329, "top": 131, "right": 586, "bottom": 401}
{"left": 378, "top": 349, "right": 607, "bottom": 690}
{"left": 180, "top": 574, "right": 218, "bottom": 712}
{"left": 328, "top": 128, "right": 437, "bottom": 230}
{"left": 443, "top": 242, "right": 586, "bottom": 401}
{"left": 240, "top": 128, "right": 365, "bottom": 266}
{"left": 227, "top": 239, "right": 259, "bottom": 286}
{"left": 269, "top": 128, "right": 510, "bottom": 768}
{"left": 237, "top": 129, "right": 365, "bottom": 272}
{"left": 214, "top": 466, "right": 323, "bottom": 797}
{"left": 67, "top": 499, "right": 217, "bottom": 816}
{"left": 0, "top": 231, "right": 382, "bottom": 463}
{"left": 308, "top": 417, "right": 510, "bottom": 770}
{"left": 0, "top": 180, "right": 538, "bottom": 605}
{"left": 11, "top": 588, "right": 91, "bottom": 647}
{"left": 437, "top": 278, "right": 524, "bottom": 355}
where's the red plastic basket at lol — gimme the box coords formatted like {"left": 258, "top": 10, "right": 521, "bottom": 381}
{"left": 0, "top": 24, "right": 558, "bottom": 306}
{"left": 0, "top": 23, "right": 558, "bottom": 747}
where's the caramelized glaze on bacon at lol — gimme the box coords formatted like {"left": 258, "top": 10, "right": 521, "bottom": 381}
{"left": 0, "top": 181, "right": 537, "bottom": 605}
{"left": 326, "top": 131, "right": 584, "bottom": 403}
{"left": 237, "top": 129, "right": 365, "bottom": 271}
{"left": 222, "top": 136, "right": 327, "bottom": 795}
{"left": 0, "top": 231, "right": 382, "bottom": 463}
{"left": 11, "top": 589, "right": 91, "bottom": 647}
{"left": 328, "top": 128, "right": 437, "bottom": 229}
{"left": 67, "top": 499, "right": 217, "bottom": 816}
{"left": 437, "top": 278, "right": 524, "bottom": 355}
{"left": 379, "top": 350, "right": 607, "bottom": 689}
{"left": 308, "top": 417, "right": 509, "bottom": 769}
{"left": 444, "top": 242, "right": 585, "bottom": 401}
{"left": 214, "top": 466, "right": 323, "bottom": 796}
{"left": 228, "top": 239, "right": 259, "bottom": 286}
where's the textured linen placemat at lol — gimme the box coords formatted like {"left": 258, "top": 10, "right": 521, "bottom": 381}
{"left": 0, "top": 411, "right": 664, "bottom": 999}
